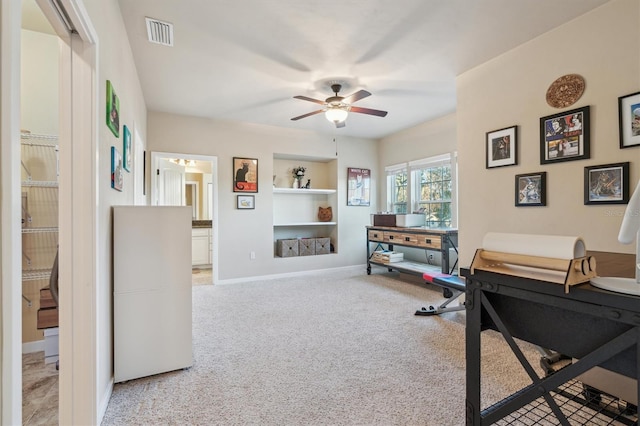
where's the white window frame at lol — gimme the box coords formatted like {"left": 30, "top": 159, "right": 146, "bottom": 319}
{"left": 385, "top": 163, "right": 408, "bottom": 213}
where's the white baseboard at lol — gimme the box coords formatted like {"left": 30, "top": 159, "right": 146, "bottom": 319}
{"left": 22, "top": 339, "right": 45, "bottom": 354}
{"left": 97, "top": 378, "right": 114, "bottom": 424}
{"left": 216, "top": 264, "right": 364, "bottom": 285}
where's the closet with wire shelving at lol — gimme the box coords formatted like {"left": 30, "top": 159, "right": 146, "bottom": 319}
{"left": 21, "top": 131, "right": 59, "bottom": 361}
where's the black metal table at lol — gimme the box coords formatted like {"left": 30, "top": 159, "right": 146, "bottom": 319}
{"left": 461, "top": 267, "right": 640, "bottom": 425}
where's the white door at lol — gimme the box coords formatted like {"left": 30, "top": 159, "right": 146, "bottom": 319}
{"left": 157, "top": 159, "right": 185, "bottom": 206}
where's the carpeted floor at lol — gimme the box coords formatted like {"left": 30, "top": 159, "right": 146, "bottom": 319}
{"left": 101, "top": 268, "right": 547, "bottom": 425}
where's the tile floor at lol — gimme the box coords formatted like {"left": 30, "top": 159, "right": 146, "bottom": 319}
{"left": 22, "top": 352, "right": 58, "bottom": 426}
{"left": 21, "top": 268, "right": 211, "bottom": 424}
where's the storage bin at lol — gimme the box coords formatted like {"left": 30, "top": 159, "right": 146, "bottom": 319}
{"left": 298, "top": 238, "right": 316, "bottom": 256}
{"left": 315, "top": 237, "right": 330, "bottom": 255}
{"left": 371, "top": 214, "right": 396, "bottom": 227}
{"left": 395, "top": 214, "right": 425, "bottom": 227}
{"left": 276, "top": 239, "right": 299, "bottom": 257}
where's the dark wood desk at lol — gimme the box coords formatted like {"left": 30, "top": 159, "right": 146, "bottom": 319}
{"left": 461, "top": 267, "right": 640, "bottom": 425}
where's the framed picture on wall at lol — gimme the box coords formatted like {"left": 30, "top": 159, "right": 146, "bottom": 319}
{"left": 618, "top": 91, "right": 640, "bottom": 149}
{"left": 540, "top": 106, "right": 590, "bottom": 164}
{"left": 111, "top": 146, "right": 123, "bottom": 191}
{"left": 123, "top": 125, "right": 132, "bottom": 172}
{"left": 347, "top": 167, "right": 371, "bottom": 206}
{"left": 237, "top": 195, "right": 255, "bottom": 209}
{"left": 486, "top": 125, "right": 517, "bottom": 169}
{"left": 233, "top": 157, "right": 258, "bottom": 193}
{"left": 515, "top": 172, "right": 546, "bottom": 207}
{"left": 106, "top": 80, "right": 120, "bottom": 138}
{"left": 584, "top": 162, "right": 629, "bottom": 205}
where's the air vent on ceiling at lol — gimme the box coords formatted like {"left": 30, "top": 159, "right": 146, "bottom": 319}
{"left": 145, "top": 17, "right": 173, "bottom": 47}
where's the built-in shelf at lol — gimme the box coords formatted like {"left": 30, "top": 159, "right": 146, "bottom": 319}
{"left": 273, "top": 188, "right": 336, "bottom": 195}
{"left": 274, "top": 222, "right": 337, "bottom": 227}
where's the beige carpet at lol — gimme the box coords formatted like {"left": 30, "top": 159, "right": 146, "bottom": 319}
{"left": 101, "top": 268, "right": 546, "bottom": 425}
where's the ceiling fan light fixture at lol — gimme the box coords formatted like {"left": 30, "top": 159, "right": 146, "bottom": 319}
{"left": 325, "top": 106, "right": 348, "bottom": 123}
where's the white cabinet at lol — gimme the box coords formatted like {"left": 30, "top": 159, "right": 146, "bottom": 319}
{"left": 192, "top": 228, "right": 211, "bottom": 266}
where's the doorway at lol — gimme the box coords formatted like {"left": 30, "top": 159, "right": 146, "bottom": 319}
{"left": 151, "top": 152, "right": 219, "bottom": 285}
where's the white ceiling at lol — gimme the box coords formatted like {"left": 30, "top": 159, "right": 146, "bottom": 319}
{"left": 69, "top": 1, "right": 618, "bottom": 139}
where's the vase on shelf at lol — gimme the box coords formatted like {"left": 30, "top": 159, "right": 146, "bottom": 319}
{"left": 292, "top": 179, "right": 299, "bottom": 189}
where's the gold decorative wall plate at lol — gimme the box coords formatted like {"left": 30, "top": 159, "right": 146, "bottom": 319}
{"left": 546, "top": 74, "right": 585, "bottom": 108}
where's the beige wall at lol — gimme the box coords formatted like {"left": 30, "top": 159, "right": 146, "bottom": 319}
{"left": 377, "top": 112, "right": 457, "bottom": 212}
{"left": 81, "top": 0, "right": 149, "bottom": 416}
{"left": 21, "top": 30, "right": 58, "bottom": 135}
{"left": 148, "top": 112, "right": 378, "bottom": 281}
{"left": 457, "top": 0, "right": 640, "bottom": 266}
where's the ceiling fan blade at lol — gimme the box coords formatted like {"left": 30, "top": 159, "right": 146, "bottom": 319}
{"left": 293, "top": 95, "right": 326, "bottom": 105}
{"left": 342, "top": 90, "right": 371, "bottom": 104}
{"left": 350, "top": 106, "right": 388, "bottom": 117}
{"left": 335, "top": 121, "right": 346, "bottom": 129}
{"left": 291, "top": 109, "right": 324, "bottom": 121}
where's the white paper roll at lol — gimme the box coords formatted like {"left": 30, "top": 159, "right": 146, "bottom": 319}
{"left": 482, "top": 232, "right": 586, "bottom": 260}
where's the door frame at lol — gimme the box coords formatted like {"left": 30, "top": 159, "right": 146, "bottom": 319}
{"left": 151, "top": 152, "right": 219, "bottom": 284}
{"left": 1, "top": 0, "right": 100, "bottom": 424}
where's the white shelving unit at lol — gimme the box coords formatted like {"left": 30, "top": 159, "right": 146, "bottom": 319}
{"left": 21, "top": 132, "right": 59, "bottom": 349}
{"left": 273, "top": 156, "right": 338, "bottom": 256}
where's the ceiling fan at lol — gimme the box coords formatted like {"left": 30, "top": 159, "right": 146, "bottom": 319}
{"left": 291, "top": 83, "right": 388, "bottom": 128}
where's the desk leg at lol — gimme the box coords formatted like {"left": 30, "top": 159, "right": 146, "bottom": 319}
{"left": 466, "top": 282, "right": 481, "bottom": 425}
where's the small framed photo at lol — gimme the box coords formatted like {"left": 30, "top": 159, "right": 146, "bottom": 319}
{"left": 486, "top": 125, "right": 517, "bottom": 169}
{"left": 347, "top": 167, "right": 371, "bottom": 206}
{"left": 106, "top": 80, "right": 120, "bottom": 138}
{"left": 233, "top": 157, "right": 258, "bottom": 193}
{"left": 111, "top": 146, "right": 123, "bottom": 192}
{"left": 122, "top": 125, "right": 132, "bottom": 172}
{"left": 584, "top": 162, "right": 630, "bottom": 205}
{"left": 540, "top": 106, "right": 590, "bottom": 164}
{"left": 237, "top": 195, "right": 255, "bottom": 209}
{"left": 515, "top": 172, "right": 546, "bottom": 207}
{"left": 618, "top": 91, "right": 640, "bottom": 149}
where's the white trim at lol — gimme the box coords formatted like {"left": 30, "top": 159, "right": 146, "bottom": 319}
{"left": 215, "top": 264, "right": 362, "bottom": 285}
{"left": 384, "top": 162, "right": 406, "bottom": 175}
{"left": 22, "top": 340, "right": 46, "bottom": 354}
{"left": 41, "top": 0, "right": 99, "bottom": 423}
{"left": 1, "top": 1, "right": 23, "bottom": 423}
{"left": 97, "top": 379, "right": 114, "bottom": 422}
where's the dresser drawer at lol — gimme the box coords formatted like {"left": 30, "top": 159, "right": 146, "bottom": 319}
{"left": 383, "top": 231, "right": 405, "bottom": 244}
{"left": 414, "top": 235, "right": 441, "bottom": 250}
{"left": 368, "top": 230, "right": 384, "bottom": 242}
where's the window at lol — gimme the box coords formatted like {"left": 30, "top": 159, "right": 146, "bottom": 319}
{"left": 385, "top": 164, "right": 408, "bottom": 213}
{"left": 385, "top": 153, "right": 457, "bottom": 228}
{"left": 410, "top": 153, "right": 456, "bottom": 228}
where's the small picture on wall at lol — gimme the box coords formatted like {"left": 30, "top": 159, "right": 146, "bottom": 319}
{"left": 540, "top": 106, "right": 590, "bottom": 164}
{"left": 515, "top": 172, "right": 546, "bottom": 207}
{"left": 618, "top": 91, "right": 640, "bottom": 149}
{"left": 486, "top": 126, "right": 517, "bottom": 169}
{"left": 111, "top": 146, "right": 123, "bottom": 191}
{"left": 106, "top": 80, "right": 120, "bottom": 138}
{"left": 123, "top": 125, "right": 132, "bottom": 172}
{"left": 347, "top": 167, "right": 371, "bottom": 206}
{"left": 584, "top": 162, "right": 629, "bottom": 205}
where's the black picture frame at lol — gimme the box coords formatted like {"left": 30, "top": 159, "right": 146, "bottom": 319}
{"left": 237, "top": 194, "right": 255, "bottom": 209}
{"left": 233, "top": 157, "right": 258, "bottom": 193}
{"left": 515, "top": 172, "right": 546, "bottom": 207}
{"left": 618, "top": 91, "right": 640, "bottom": 149}
{"left": 486, "top": 125, "right": 517, "bottom": 169}
{"left": 540, "top": 106, "right": 590, "bottom": 164}
{"left": 584, "top": 162, "right": 630, "bottom": 205}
